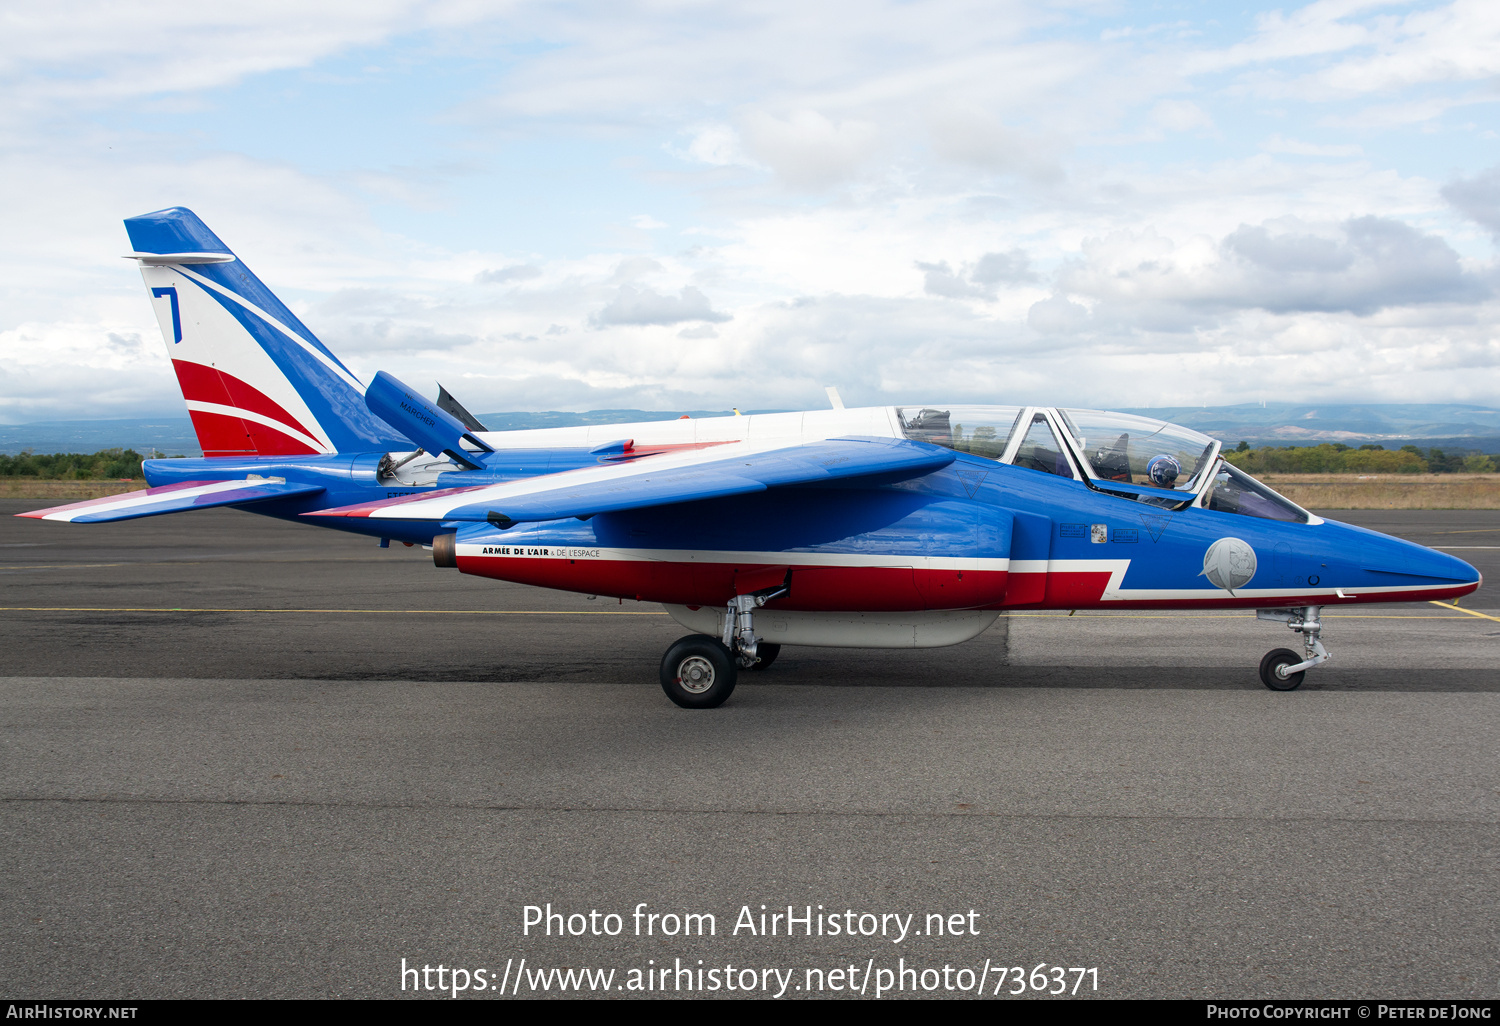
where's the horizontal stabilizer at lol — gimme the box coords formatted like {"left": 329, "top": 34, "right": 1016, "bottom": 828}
{"left": 123, "top": 252, "right": 236, "bottom": 265}
{"left": 306, "top": 436, "right": 954, "bottom": 524}
{"left": 16, "top": 479, "right": 325, "bottom": 523}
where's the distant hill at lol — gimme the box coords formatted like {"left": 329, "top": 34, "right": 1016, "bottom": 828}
{"left": 0, "top": 410, "right": 758, "bottom": 455}
{"left": 1117, "top": 403, "right": 1500, "bottom": 445}
{"left": 4, "top": 403, "right": 1500, "bottom": 455}
{"left": 0, "top": 419, "right": 204, "bottom": 456}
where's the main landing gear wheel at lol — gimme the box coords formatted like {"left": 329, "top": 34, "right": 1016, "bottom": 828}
{"left": 1259, "top": 648, "right": 1306, "bottom": 691}
{"left": 660, "top": 635, "right": 738, "bottom": 708}
{"left": 747, "top": 642, "right": 781, "bottom": 671}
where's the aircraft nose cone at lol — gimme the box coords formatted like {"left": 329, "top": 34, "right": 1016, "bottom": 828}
{"left": 1357, "top": 531, "right": 1479, "bottom": 585}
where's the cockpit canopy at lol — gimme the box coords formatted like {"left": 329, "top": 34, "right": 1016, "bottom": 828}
{"left": 897, "top": 404, "right": 1311, "bottom": 523}
{"left": 1056, "top": 409, "right": 1217, "bottom": 492}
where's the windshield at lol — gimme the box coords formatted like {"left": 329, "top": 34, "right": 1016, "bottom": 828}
{"left": 1203, "top": 460, "right": 1309, "bottom": 523}
{"left": 1057, "top": 409, "right": 1218, "bottom": 492}
{"left": 898, "top": 406, "right": 1025, "bottom": 460}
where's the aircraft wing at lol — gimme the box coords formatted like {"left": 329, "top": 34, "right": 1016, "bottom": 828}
{"left": 309, "top": 436, "right": 954, "bottom": 524}
{"left": 16, "top": 479, "right": 326, "bottom": 523}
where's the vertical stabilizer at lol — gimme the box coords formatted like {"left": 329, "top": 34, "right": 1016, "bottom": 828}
{"left": 124, "top": 207, "right": 408, "bottom": 457}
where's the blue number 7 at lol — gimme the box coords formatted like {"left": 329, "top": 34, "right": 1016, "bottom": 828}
{"left": 151, "top": 287, "right": 182, "bottom": 344}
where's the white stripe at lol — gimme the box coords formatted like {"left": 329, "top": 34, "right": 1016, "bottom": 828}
{"left": 455, "top": 544, "right": 1011, "bottom": 572}
{"left": 1103, "top": 581, "right": 1473, "bottom": 601}
{"left": 175, "top": 265, "right": 366, "bottom": 395}
{"left": 452, "top": 542, "right": 1470, "bottom": 602}
{"left": 39, "top": 481, "right": 254, "bottom": 522}
{"left": 185, "top": 400, "right": 330, "bottom": 454}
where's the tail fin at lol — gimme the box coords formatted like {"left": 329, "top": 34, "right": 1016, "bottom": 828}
{"left": 125, "top": 207, "right": 409, "bottom": 457}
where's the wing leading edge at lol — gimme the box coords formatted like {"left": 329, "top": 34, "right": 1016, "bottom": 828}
{"left": 17, "top": 479, "right": 326, "bottom": 523}
{"left": 308, "top": 437, "right": 955, "bottom": 524}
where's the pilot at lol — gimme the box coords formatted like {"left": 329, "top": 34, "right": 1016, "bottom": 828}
{"left": 1147, "top": 454, "right": 1181, "bottom": 488}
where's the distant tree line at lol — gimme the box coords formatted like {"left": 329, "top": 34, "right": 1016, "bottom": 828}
{"left": 4, "top": 442, "right": 1496, "bottom": 481}
{"left": 1224, "top": 442, "right": 1496, "bottom": 474}
{"left": 0, "top": 449, "right": 147, "bottom": 479}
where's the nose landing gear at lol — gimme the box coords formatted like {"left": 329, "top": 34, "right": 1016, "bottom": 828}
{"left": 1255, "top": 606, "right": 1330, "bottom": 691}
{"left": 658, "top": 585, "right": 789, "bottom": 708}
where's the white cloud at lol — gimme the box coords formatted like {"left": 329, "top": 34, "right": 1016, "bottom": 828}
{"left": 1027, "top": 294, "right": 1091, "bottom": 334}
{"left": 593, "top": 285, "right": 731, "bottom": 326}
{"left": 737, "top": 110, "right": 881, "bottom": 190}
{"left": 0, "top": 1, "right": 454, "bottom": 112}
{"left": 678, "top": 123, "right": 752, "bottom": 167}
{"left": 1444, "top": 164, "right": 1500, "bottom": 237}
{"left": 1051, "top": 216, "right": 1489, "bottom": 330}
{"left": 2, "top": 0, "right": 1500, "bottom": 425}
{"left": 475, "top": 265, "right": 543, "bottom": 285}
{"left": 926, "top": 104, "right": 1064, "bottom": 179}
{"left": 1150, "top": 99, "right": 1214, "bottom": 134}
{"left": 1263, "top": 134, "right": 1363, "bottom": 157}
{"left": 1190, "top": 0, "right": 1500, "bottom": 109}
{"left": 919, "top": 249, "right": 1039, "bottom": 299}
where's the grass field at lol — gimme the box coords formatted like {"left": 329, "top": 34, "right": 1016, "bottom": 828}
{"left": 6, "top": 473, "right": 1500, "bottom": 509}
{"left": 2, "top": 478, "right": 146, "bottom": 501}
{"left": 1261, "top": 473, "right": 1500, "bottom": 509}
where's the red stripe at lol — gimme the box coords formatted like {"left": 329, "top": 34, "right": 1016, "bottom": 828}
{"left": 188, "top": 410, "right": 317, "bottom": 458}
{"left": 599, "top": 440, "right": 737, "bottom": 462}
{"left": 452, "top": 555, "right": 1480, "bottom": 612}
{"left": 172, "top": 360, "right": 318, "bottom": 453}
{"left": 453, "top": 555, "right": 1010, "bottom": 610}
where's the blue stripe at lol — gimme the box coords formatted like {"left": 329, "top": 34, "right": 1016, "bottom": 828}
{"left": 127, "top": 207, "right": 408, "bottom": 454}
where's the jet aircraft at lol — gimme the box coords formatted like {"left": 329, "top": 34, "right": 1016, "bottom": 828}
{"left": 19, "top": 208, "right": 1483, "bottom": 707}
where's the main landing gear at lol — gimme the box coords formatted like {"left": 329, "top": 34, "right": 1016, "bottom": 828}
{"left": 659, "top": 586, "right": 788, "bottom": 708}
{"left": 1255, "top": 606, "right": 1330, "bottom": 691}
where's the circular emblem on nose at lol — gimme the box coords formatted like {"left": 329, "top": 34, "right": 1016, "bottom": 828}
{"left": 1203, "top": 537, "right": 1257, "bottom": 593}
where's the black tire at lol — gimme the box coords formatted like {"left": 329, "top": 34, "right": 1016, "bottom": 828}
{"left": 747, "top": 642, "right": 781, "bottom": 671}
{"left": 660, "top": 635, "right": 738, "bottom": 708}
{"left": 1259, "top": 648, "right": 1306, "bottom": 691}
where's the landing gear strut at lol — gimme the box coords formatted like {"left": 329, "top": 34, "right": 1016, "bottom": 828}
{"left": 1255, "top": 606, "right": 1330, "bottom": 691}
{"left": 658, "top": 585, "right": 788, "bottom": 708}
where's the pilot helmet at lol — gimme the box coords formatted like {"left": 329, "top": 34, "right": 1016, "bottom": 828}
{"left": 1147, "top": 454, "right": 1181, "bottom": 488}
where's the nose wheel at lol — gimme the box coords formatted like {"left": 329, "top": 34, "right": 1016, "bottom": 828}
{"left": 1259, "top": 648, "right": 1306, "bottom": 691}
{"left": 1255, "top": 606, "right": 1330, "bottom": 691}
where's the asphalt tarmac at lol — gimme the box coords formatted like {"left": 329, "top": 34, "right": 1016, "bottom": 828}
{"left": 2, "top": 500, "right": 1498, "bottom": 1000}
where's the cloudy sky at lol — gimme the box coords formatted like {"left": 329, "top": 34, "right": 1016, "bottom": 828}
{"left": 1, "top": 0, "right": 1498, "bottom": 422}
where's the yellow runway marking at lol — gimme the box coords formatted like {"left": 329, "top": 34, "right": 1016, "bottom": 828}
{"left": 0, "top": 558, "right": 405, "bottom": 569}
{"left": 1428, "top": 600, "right": 1500, "bottom": 624}
{"left": 0, "top": 607, "right": 668, "bottom": 615}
